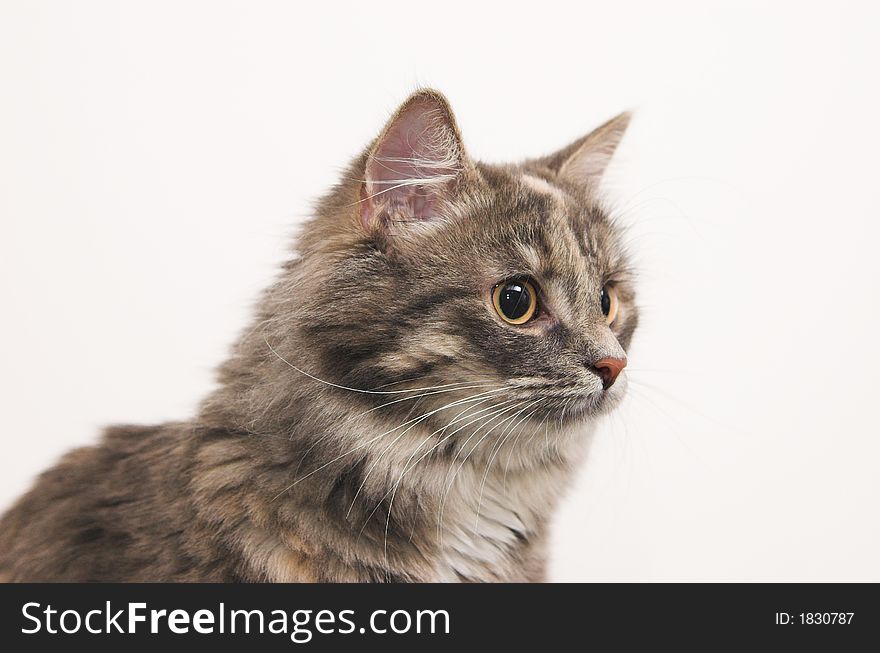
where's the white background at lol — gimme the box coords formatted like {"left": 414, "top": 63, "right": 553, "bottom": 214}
{"left": 1, "top": 1, "right": 878, "bottom": 581}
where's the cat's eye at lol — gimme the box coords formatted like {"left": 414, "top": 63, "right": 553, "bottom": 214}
{"left": 600, "top": 285, "right": 619, "bottom": 325}
{"left": 492, "top": 279, "right": 538, "bottom": 325}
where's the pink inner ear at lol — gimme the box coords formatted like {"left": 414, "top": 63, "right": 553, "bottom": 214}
{"left": 362, "top": 99, "right": 461, "bottom": 230}
{"left": 360, "top": 183, "right": 435, "bottom": 231}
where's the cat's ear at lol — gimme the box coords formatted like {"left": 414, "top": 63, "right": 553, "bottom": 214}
{"left": 360, "top": 89, "right": 468, "bottom": 238}
{"left": 541, "top": 112, "right": 631, "bottom": 188}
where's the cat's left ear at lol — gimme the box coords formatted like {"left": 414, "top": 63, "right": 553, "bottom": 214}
{"left": 541, "top": 112, "right": 631, "bottom": 188}
{"left": 360, "top": 89, "right": 469, "bottom": 239}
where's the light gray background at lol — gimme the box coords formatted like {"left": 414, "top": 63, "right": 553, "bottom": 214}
{"left": 1, "top": 1, "right": 878, "bottom": 581}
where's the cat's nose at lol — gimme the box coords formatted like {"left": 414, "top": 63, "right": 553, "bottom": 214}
{"left": 591, "top": 357, "right": 627, "bottom": 389}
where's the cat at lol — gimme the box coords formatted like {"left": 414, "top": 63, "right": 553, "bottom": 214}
{"left": 0, "top": 89, "right": 637, "bottom": 582}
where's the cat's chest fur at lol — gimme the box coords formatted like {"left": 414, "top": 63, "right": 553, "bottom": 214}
{"left": 431, "top": 467, "right": 542, "bottom": 581}
{"left": 250, "top": 420, "right": 592, "bottom": 583}
{"left": 427, "top": 446, "right": 582, "bottom": 582}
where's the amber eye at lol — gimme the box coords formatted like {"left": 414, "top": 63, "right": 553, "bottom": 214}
{"left": 600, "top": 285, "right": 619, "bottom": 325}
{"left": 492, "top": 279, "right": 538, "bottom": 325}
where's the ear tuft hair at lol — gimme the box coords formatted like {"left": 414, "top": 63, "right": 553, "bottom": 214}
{"left": 360, "top": 90, "right": 467, "bottom": 237}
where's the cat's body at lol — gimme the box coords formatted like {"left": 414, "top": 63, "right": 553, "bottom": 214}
{"left": 0, "top": 420, "right": 582, "bottom": 582}
{"left": 0, "top": 90, "right": 637, "bottom": 582}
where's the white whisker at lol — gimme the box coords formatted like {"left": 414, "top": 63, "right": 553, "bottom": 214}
{"left": 435, "top": 401, "right": 529, "bottom": 545}
{"left": 273, "top": 386, "right": 509, "bottom": 501}
{"left": 265, "top": 338, "right": 493, "bottom": 396}
{"left": 344, "top": 389, "right": 507, "bottom": 518}
{"left": 354, "top": 399, "right": 518, "bottom": 546}
{"left": 472, "top": 402, "right": 541, "bottom": 537}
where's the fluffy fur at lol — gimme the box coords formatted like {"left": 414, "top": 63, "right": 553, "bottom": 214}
{"left": 0, "top": 90, "right": 637, "bottom": 582}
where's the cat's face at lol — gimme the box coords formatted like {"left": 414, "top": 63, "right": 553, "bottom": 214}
{"left": 296, "top": 91, "right": 636, "bottom": 435}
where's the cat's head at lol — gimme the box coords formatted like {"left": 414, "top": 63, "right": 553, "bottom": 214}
{"left": 275, "top": 90, "right": 637, "bottom": 433}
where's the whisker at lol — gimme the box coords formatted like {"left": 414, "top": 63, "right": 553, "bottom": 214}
{"left": 291, "top": 382, "right": 501, "bottom": 479}
{"left": 472, "top": 402, "right": 541, "bottom": 537}
{"left": 392, "top": 400, "right": 527, "bottom": 566}
{"left": 435, "top": 401, "right": 529, "bottom": 545}
{"left": 344, "top": 390, "right": 508, "bottom": 518}
{"left": 265, "top": 337, "right": 495, "bottom": 396}
{"left": 504, "top": 411, "right": 551, "bottom": 490}
{"left": 354, "top": 399, "right": 518, "bottom": 546}
{"left": 274, "top": 387, "right": 509, "bottom": 500}
{"left": 352, "top": 382, "right": 501, "bottom": 419}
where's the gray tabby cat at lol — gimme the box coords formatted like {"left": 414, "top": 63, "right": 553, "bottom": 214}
{"left": 0, "top": 90, "right": 637, "bottom": 582}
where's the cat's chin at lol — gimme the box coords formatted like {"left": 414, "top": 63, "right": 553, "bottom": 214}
{"left": 560, "top": 373, "right": 628, "bottom": 424}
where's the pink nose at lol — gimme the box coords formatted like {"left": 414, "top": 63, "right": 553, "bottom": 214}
{"left": 593, "top": 357, "right": 627, "bottom": 389}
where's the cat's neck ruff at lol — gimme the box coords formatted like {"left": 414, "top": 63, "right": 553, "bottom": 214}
{"left": 429, "top": 420, "right": 593, "bottom": 582}
{"left": 258, "top": 413, "right": 595, "bottom": 583}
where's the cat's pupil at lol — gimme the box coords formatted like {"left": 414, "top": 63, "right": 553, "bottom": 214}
{"left": 498, "top": 283, "right": 532, "bottom": 320}
{"left": 600, "top": 287, "right": 611, "bottom": 316}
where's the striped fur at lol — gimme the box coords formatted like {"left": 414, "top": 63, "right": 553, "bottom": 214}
{"left": 0, "top": 90, "right": 636, "bottom": 582}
